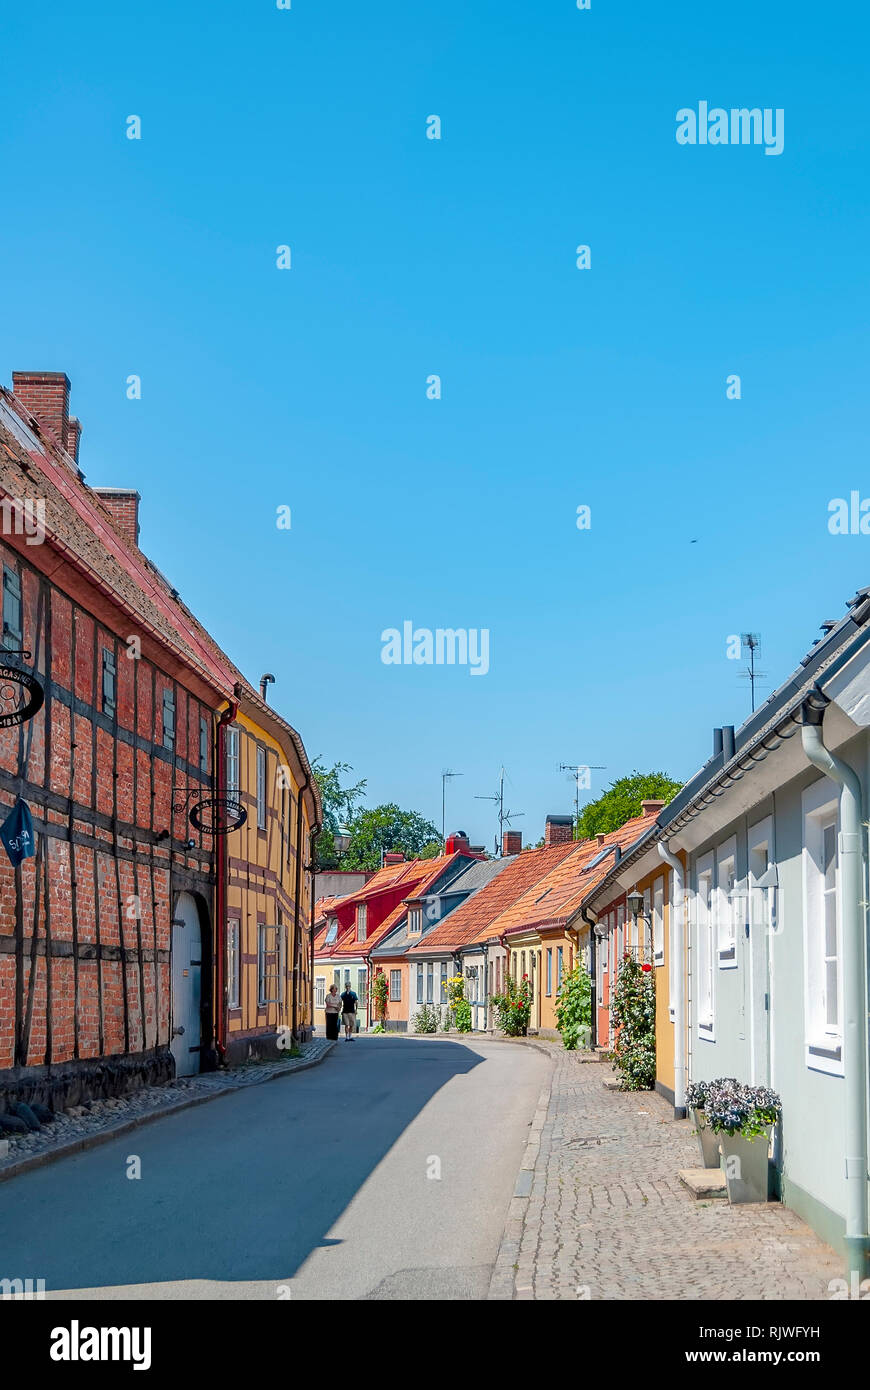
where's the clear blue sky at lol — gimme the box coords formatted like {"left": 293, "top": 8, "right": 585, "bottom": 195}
{"left": 3, "top": 1, "right": 868, "bottom": 849}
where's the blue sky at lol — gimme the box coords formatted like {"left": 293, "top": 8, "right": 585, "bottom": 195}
{"left": 2, "top": 0, "right": 868, "bottom": 849}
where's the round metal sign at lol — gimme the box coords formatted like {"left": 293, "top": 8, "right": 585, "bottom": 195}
{"left": 0, "top": 665, "right": 45, "bottom": 729}
{"left": 188, "top": 796, "right": 247, "bottom": 835}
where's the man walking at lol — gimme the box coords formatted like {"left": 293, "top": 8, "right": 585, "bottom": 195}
{"left": 340, "top": 981, "right": 358, "bottom": 1041}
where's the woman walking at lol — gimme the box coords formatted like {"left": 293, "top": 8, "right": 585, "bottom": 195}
{"left": 324, "top": 982, "right": 341, "bottom": 1041}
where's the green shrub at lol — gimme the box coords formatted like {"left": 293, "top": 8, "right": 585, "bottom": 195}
{"left": 555, "top": 965, "right": 592, "bottom": 1050}
{"left": 413, "top": 1004, "right": 438, "bottom": 1034}
{"left": 609, "top": 954, "right": 655, "bottom": 1090}
{"left": 490, "top": 974, "right": 533, "bottom": 1036}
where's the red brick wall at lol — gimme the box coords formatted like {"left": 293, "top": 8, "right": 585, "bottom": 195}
{"left": 0, "top": 535, "right": 216, "bottom": 1094}
{"left": 11, "top": 371, "right": 70, "bottom": 454}
{"left": 92, "top": 490, "right": 140, "bottom": 549}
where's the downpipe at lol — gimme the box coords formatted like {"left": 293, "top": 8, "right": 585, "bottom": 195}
{"left": 658, "top": 840, "right": 686, "bottom": 1118}
{"left": 802, "top": 697, "right": 869, "bottom": 1281}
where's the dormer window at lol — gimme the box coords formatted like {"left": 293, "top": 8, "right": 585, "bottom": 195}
{"left": 408, "top": 906, "right": 423, "bottom": 935}
{"left": 356, "top": 903, "right": 367, "bottom": 941}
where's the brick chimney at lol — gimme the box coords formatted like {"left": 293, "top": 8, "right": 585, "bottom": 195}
{"left": 502, "top": 829, "right": 522, "bottom": 856}
{"left": 545, "top": 815, "right": 574, "bottom": 847}
{"left": 92, "top": 488, "right": 141, "bottom": 549}
{"left": 641, "top": 799, "right": 666, "bottom": 817}
{"left": 444, "top": 831, "right": 470, "bottom": 855}
{"left": 12, "top": 371, "right": 71, "bottom": 453}
{"left": 596, "top": 833, "right": 607, "bottom": 846}
{"left": 383, "top": 850, "right": 405, "bottom": 866}
{"left": 67, "top": 417, "right": 82, "bottom": 465}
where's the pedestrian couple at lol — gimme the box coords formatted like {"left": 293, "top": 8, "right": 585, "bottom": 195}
{"left": 324, "top": 982, "right": 358, "bottom": 1041}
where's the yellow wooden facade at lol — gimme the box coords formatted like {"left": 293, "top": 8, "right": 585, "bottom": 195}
{"left": 224, "top": 690, "right": 319, "bottom": 1062}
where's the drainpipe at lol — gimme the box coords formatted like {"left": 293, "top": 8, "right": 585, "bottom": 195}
{"left": 293, "top": 765, "right": 314, "bottom": 1043}
{"left": 801, "top": 695, "right": 869, "bottom": 1281}
{"left": 214, "top": 698, "right": 238, "bottom": 1062}
{"left": 658, "top": 840, "right": 686, "bottom": 1118}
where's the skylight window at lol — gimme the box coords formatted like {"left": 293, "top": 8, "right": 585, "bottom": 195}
{"left": 582, "top": 845, "right": 616, "bottom": 874}
{"left": 325, "top": 921, "right": 338, "bottom": 945}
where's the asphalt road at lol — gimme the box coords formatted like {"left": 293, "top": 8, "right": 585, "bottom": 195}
{"left": 0, "top": 1036, "right": 550, "bottom": 1300}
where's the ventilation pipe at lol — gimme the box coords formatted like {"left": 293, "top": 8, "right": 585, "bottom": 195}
{"left": 801, "top": 694, "right": 868, "bottom": 1281}
{"left": 658, "top": 839, "right": 686, "bottom": 1118}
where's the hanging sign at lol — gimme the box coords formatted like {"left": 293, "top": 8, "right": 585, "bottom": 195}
{"left": 0, "top": 798, "right": 36, "bottom": 867}
{"left": 0, "top": 664, "right": 44, "bottom": 729}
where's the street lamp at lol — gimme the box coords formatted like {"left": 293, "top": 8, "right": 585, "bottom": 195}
{"left": 334, "top": 827, "right": 351, "bottom": 858}
{"left": 626, "top": 889, "right": 644, "bottom": 919}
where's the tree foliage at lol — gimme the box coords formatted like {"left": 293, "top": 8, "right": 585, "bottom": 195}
{"left": 312, "top": 758, "right": 367, "bottom": 869}
{"left": 340, "top": 803, "right": 441, "bottom": 871}
{"left": 575, "top": 770, "right": 682, "bottom": 841}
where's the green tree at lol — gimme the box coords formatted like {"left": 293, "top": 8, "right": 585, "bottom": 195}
{"left": 575, "top": 770, "right": 682, "bottom": 841}
{"left": 341, "top": 804, "right": 441, "bottom": 871}
{"left": 312, "top": 758, "right": 367, "bottom": 869}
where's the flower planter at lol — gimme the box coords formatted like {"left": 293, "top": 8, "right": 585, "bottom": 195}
{"left": 719, "top": 1128, "right": 772, "bottom": 1204}
{"left": 692, "top": 1109, "right": 721, "bottom": 1169}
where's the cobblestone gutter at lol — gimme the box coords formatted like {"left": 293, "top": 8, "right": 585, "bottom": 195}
{"left": 0, "top": 1038, "right": 336, "bottom": 1184}
{"left": 489, "top": 1041, "right": 842, "bottom": 1301}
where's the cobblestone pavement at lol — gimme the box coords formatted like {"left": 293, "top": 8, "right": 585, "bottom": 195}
{"left": 490, "top": 1043, "right": 842, "bottom": 1301}
{"left": 0, "top": 1038, "right": 334, "bottom": 1180}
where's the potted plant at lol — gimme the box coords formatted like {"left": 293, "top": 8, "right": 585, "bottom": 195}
{"left": 685, "top": 1078, "right": 734, "bottom": 1169}
{"left": 707, "top": 1082, "right": 781, "bottom": 1203}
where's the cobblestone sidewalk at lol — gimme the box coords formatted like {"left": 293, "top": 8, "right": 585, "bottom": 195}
{"left": 0, "top": 1037, "right": 335, "bottom": 1182}
{"left": 490, "top": 1043, "right": 842, "bottom": 1300}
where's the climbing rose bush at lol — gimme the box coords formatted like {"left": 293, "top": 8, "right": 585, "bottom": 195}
{"left": 609, "top": 953, "right": 655, "bottom": 1090}
{"left": 490, "top": 974, "right": 533, "bottom": 1036}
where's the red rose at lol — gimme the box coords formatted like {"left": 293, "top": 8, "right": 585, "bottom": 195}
{"left": 641, "top": 963, "right": 652, "bottom": 972}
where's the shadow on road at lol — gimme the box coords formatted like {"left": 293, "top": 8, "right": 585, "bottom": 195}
{"left": 0, "top": 1036, "right": 491, "bottom": 1292}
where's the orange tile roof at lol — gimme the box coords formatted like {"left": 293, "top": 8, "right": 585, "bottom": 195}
{"left": 498, "top": 812, "right": 658, "bottom": 936}
{"left": 407, "top": 840, "right": 580, "bottom": 954}
{"left": 332, "top": 854, "right": 458, "bottom": 956}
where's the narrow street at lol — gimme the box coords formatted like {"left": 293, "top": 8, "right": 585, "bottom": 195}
{"left": 0, "top": 1039, "right": 549, "bottom": 1301}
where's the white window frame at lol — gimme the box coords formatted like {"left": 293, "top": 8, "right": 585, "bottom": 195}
{"left": 802, "top": 779, "right": 843, "bottom": 1075}
{"left": 653, "top": 878, "right": 664, "bottom": 968}
{"left": 257, "top": 924, "right": 268, "bottom": 1006}
{"left": 426, "top": 961, "right": 434, "bottom": 1003}
{"left": 356, "top": 902, "right": 367, "bottom": 942}
{"left": 696, "top": 852, "right": 715, "bottom": 1039}
{"left": 227, "top": 921, "right": 240, "bottom": 1009}
{"left": 256, "top": 745, "right": 267, "bottom": 830}
{"left": 408, "top": 906, "right": 422, "bottom": 935}
{"left": 416, "top": 964, "right": 424, "bottom": 1004}
{"left": 667, "top": 870, "right": 677, "bottom": 1021}
{"left": 357, "top": 968, "right": 367, "bottom": 1010}
{"left": 225, "top": 725, "right": 240, "bottom": 796}
{"left": 315, "top": 975, "right": 326, "bottom": 1010}
{"left": 716, "top": 835, "right": 739, "bottom": 968}
{"left": 440, "top": 960, "right": 448, "bottom": 1001}
{"left": 748, "top": 816, "right": 775, "bottom": 938}
{"left": 389, "top": 968, "right": 401, "bottom": 1002}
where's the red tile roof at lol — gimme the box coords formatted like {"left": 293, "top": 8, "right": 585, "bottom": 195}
{"left": 332, "top": 854, "right": 458, "bottom": 956}
{"left": 406, "top": 840, "right": 580, "bottom": 953}
{"left": 497, "top": 811, "right": 658, "bottom": 936}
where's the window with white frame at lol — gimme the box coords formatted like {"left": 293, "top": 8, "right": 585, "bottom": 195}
{"left": 389, "top": 969, "right": 401, "bottom": 1002}
{"left": 716, "top": 837, "right": 738, "bottom": 967}
{"left": 416, "top": 964, "right": 424, "bottom": 1004}
{"left": 696, "top": 853, "right": 715, "bottom": 1036}
{"left": 225, "top": 726, "right": 240, "bottom": 796}
{"left": 227, "top": 921, "right": 240, "bottom": 1008}
{"left": 256, "top": 745, "right": 267, "bottom": 829}
{"left": 642, "top": 887, "right": 651, "bottom": 960}
{"left": 357, "top": 968, "right": 367, "bottom": 1009}
{"left": 408, "top": 906, "right": 422, "bottom": 935}
{"left": 803, "top": 782, "right": 842, "bottom": 1072}
{"left": 315, "top": 976, "right": 326, "bottom": 1009}
{"left": 278, "top": 915, "right": 286, "bottom": 1006}
{"left": 356, "top": 903, "right": 367, "bottom": 942}
{"left": 546, "top": 948, "right": 553, "bottom": 996}
{"left": 653, "top": 879, "right": 664, "bottom": 967}
{"left": 257, "top": 924, "right": 268, "bottom": 1005}
{"left": 556, "top": 945, "right": 564, "bottom": 988}
{"left": 426, "top": 961, "right": 434, "bottom": 1002}
{"left": 616, "top": 904, "right": 625, "bottom": 969}
{"left": 440, "top": 960, "right": 448, "bottom": 1000}
{"left": 748, "top": 818, "right": 774, "bottom": 938}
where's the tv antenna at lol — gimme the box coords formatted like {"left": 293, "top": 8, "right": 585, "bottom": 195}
{"left": 560, "top": 762, "right": 607, "bottom": 831}
{"left": 441, "top": 769, "right": 463, "bottom": 846}
{"left": 475, "top": 766, "right": 524, "bottom": 855}
{"left": 739, "top": 634, "right": 766, "bottom": 713}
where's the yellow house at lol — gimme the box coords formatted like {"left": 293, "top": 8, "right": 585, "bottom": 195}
{"left": 221, "top": 683, "right": 321, "bottom": 1062}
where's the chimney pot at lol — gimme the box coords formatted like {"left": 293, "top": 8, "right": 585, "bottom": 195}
{"left": 383, "top": 851, "right": 405, "bottom": 866}
{"left": 544, "top": 815, "right": 574, "bottom": 847}
{"left": 596, "top": 833, "right": 607, "bottom": 846}
{"left": 502, "top": 829, "right": 522, "bottom": 856}
{"left": 640, "top": 799, "right": 666, "bottom": 816}
{"left": 92, "top": 488, "right": 141, "bottom": 549}
{"left": 12, "top": 371, "right": 71, "bottom": 457}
